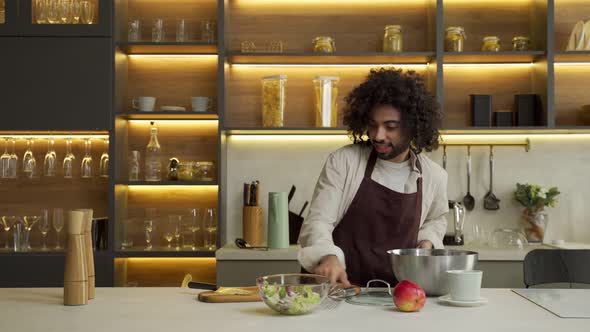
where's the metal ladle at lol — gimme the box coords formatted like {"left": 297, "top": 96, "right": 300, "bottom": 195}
{"left": 484, "top": 146, "right": 501, "bottom": 210}
{"left": 462, "top": 146, "right": 475, "bottom": 211}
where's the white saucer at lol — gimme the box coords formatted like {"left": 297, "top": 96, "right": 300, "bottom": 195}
{"left": 438, "top": 294, "right": 488, "bottom": 307}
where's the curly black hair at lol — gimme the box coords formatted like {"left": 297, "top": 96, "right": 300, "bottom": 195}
{"left": 343, "top": 68, "right": 442, "bottom": 154}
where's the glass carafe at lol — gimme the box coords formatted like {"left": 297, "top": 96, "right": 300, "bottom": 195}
{"left": 81, "top": 138, "right": 93, "bottom": 178}
{"left": 43, "top": 138, "right": 57, "bottom": 177}
{"left": 145, "top": 124, "right": 162, "bottom": 181}
{"left": 63, "top": 138, "right": 76, "bottom": 178}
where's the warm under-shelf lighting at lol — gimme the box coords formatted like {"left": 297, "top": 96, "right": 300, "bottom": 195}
{"left": 127, "top": 120, "right": 218, "bottom": 125}
{"left": 0, "top": 133, "right": 109, "bottom": 139}
{"left": 554, "top": 62, "right": 590, "bottom": 66}
{"left": 127, "top": 54, "right": 218, "bottom": 59}
{"left": 234, "top": 0, "right": 427, "bottom": 6}
{"left": 231, "top": 63, "right": 429, "bottom": 68}
{"left": 444, "top": 62, "right": 534, "bottom": 68}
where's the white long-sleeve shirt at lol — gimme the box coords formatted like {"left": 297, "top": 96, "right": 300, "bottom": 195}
{"left": 297, "top": 144, "right": 449, "bottom": 273}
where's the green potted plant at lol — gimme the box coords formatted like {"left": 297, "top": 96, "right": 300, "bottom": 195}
{"left": 514, "top": 183, "right": 560, "bottom": 243}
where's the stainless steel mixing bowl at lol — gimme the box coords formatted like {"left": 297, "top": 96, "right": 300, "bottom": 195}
{"left": 387, "top": 249, "right": 478, "bottom": 296}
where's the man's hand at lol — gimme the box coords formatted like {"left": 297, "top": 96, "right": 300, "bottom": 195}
{"left": 313, "top": 255, "right": 351, "bottom": 287}
{"left": 417, "top": 240, "right": 433, "bottom": 249}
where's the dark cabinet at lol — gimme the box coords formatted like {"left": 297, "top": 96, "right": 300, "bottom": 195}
{"left": 0, "top": 37, "right": 112, "bottom": 130}
{"left": 1, "top": 0, "right": 111, "bottom": 37}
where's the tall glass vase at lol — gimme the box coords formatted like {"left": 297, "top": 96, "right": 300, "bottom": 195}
{"left": 521, "top": 208, "right": 548, "bottom": 243}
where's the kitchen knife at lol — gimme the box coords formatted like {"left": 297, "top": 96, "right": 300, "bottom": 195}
{"left": 287, "top": 185, "right": 296, "bottom": 206}
{"left": 299, "top": 201, "right": 309, "bottom": 217}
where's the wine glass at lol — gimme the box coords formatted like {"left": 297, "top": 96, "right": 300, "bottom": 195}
{"left": 35, "top": 0, "right": 48, "bottom": 24}
{"left": 80, "top": 1, "right": 94, "bottom": 24}
{"left": 144, "top": 219, "right": 153, "bottom": 251}
{"left": 23, "top": 138, "right": 37, "bottom": 179}
{"left": 163, "top": 218, "right": 175, "bottom": 250}
{"left": 8, "top": 138, "right": 18, "bottom": 179}
{"left": 63, "top": 138, "right": 75, "bottom": 178}
{"left": 203, "top": 208, "right": 217, "bottom": 251}
{"left": 46, "top": 0, "right": 59, "bottom": 24}
{"left": 1, "top": 215, "right": 16, "bottom": 250}
{"left": 170, "top": 215, "right": 182, "bottom": 251}
{"left": 22, "top": 215, "right": 40, "bottom": 251}
{"left": 71, "top": 0, "right": 81, "bottom": 24}
{"left": 81, "top": 138, "right": 93, "bottom": 178}
{"left": 1, "top": 138, "right": 10, "bottom": 178}
{"left": 52, "top": 208, "right": 64, "bottom": 249}
{"left": 188, "top": 208, "right": 201, "bottom": 250}
{"left": 44, "top": 138, "right": 57, "bottom": 177}
{"left": 38, "top": 209, "right": 50, "bottom": 251}
{"left": 58, "top": 0, "right": 71, "bottom": 24}
{"left": 99, "top": 138, "right": 109, "bottom": 178}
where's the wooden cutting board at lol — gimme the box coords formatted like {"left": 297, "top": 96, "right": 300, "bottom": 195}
{"left": 197, "top": 287, "right": 261, "bottom": 303}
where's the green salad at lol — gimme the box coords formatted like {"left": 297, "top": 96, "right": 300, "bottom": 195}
{"left": 260, "top": 282, "right": 322, "bottom": 315}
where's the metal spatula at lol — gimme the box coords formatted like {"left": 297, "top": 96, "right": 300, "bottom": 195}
{"left": 484, "top": 146, "right": 500, "bottom": 210}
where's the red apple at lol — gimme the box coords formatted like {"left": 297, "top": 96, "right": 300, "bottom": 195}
{"left": 393, "top": 280, "right": 426, "bottom": 312}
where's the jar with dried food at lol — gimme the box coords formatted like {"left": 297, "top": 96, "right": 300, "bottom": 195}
{"left": 197, "top": 161, "right": 215, "bottom": 181}
{"left": 445, "top": 26, "right": 466, "bottom": 52}
{"left": 512, "top": 36, "right": 530, "bottom": 51}
{"left": 313, "top": 76, "right": 340, "bottom": 128}
{"left": 313, "top": 36, "right": 336, "bottom": 53}
{"left": 261, "top": 75, "right": 287, "bottom": 127}
{"left": 383, "top": 25, "right": 403, "bottom": 52}
{"left": 482, "top": 36, "right": 501, "bottom": 51}
{"left": 178, "top": 161, "right": 197, "bottom": 181}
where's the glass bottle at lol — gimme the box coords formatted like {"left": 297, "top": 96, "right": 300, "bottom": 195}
{"left": 445, "top": 26, "right": 466, "bottom": 52}
{"left": 44, "top": 138, "right": 57, "bottom": 177}
{"left": 8, "top": 138, "right": 18, "bottom": 179}
{"left": 383, "top": 25, "right": 403, "bottom": 52}
{"left": 145, "top": 123, "right": 162, "bottom": 181}
{"left": 1, "top": 138, "right": 10, "bottom": 178}
{"left": 129, "top": 150, "right": 140, "bottom": 181}
{"left": 63, "top": 138, "right": 76, "bottom": 179}
{"left": 81, "top": 138, "right": 93, "bottom": 178}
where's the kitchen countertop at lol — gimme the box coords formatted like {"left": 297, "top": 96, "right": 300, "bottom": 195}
{"left": 0, "top": 288, "right": 587, "bottom": 332}
{"left": 216, "top": 242, "right": 589, "bottom": 261}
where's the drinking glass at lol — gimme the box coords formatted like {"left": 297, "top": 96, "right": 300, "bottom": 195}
{"left": 52, "top": 208, "right": 64, "bottom": 249}
{"left": 170, "top": 215, "right": 182, "bottom": 251}
{"left": 128, "top": 19, "right": 141, "bottom": 41}
{"left": 46, "top": 0, "right": 59, "bottom": 24}
{"left": 8, "top": 138, "right": 17, "bottom": 179}
{"left": 200, "top": 20, "right": 215, "bottom": 43}
{"left": 71, "top": 0, "right": 81, "bottom": 24}
{"left": 152, "top": 18, "right": 165, "bottom": 42}
{"left": 63, "top": 138, "right": 75, "bottom": 178}
{"left": 44, "top": 138, "right": 57, "bottom": 177}
{"left": 188, "top": 208, "right": 201, "bottom": 250}
{"left": 144, "top": 208, "right": 156, "bottom": 250}
{"left": 163, "top": 218, "right": 175, "bottom": 250}
{"left": 1, "top": 138, "right": 10, "bottom": 178}
{"left": 203, "top": 208, "right": 217, "bottom": 250}
{"left": 80, "top": 0, "right": 94, "bottom": 24}
{"left": 99, "top": 138, "right": 109, "bottom": 178}
{"left": 22, "top": 215, "right": 40, "bottom": 251}
{"left": 38, "top": 209, "right": 50, "bottom": 251}
{"left": 35, "top": 0, "right": 48, "bottom": 24}
{"left": 59, "top": 0, "right": 71, "bottom": 23}
{"left": 81, "top": 138, "right": 93, "bottom": 178}
{"left": 1, "top": 215, "right": 16, "bottom": 250}
{"left": 176, "top": 19, "right": 187, "bottom": 42}
{"left": 23, "top": 138, "right": 37, "bottom": 179}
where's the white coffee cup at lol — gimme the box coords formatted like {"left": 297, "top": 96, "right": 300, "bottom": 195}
{"left": 191, "top": 96, "right": 212, "bottom": 112}
{"left": 446, "top": 270, "right": 483, "bottom": 301}
{"left": 133, "top": 96, "right": 156, "bottom": 112}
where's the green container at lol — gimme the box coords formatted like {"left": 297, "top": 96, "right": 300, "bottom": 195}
{"left": 267, "top": 192, "right": 289, "bottom": 249}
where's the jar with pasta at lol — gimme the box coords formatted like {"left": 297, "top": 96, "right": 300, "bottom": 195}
{"left": 445, "top": 26, "right": 466, "bottom": 52}
{"left": 383, "top": 25, "right": 403, "bottom": 52}
{"left": 313, "top": 36, "right": 336, "bottom": 53}
{"left": 313, "top": 76, "right": 339, "bottom": 128}
{"left": 196, "top": 161, "right": 215, "bottom": 181}
{"left": 482, "top": 36, "right": 501, "bottom": 51}
{"left": 261, "top": 75, "right": 287, "bottom": 127}
{"left": 512, "top": 36, "right": 530, "bottom": 51}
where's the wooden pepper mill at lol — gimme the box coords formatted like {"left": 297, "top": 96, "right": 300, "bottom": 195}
{"left": 82, "top": 209, "right": 95, "bottom": 300}
{"left": 64, "top": 210, "right": 88, "bottom": 306}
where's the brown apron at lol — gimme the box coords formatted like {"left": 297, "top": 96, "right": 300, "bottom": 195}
{"left": 332, "top": 149, "right": 423, "bottom": 287}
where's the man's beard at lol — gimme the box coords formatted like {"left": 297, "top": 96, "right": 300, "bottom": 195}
{"left": 373, "top": 140, "right": 411, "bottom": 160}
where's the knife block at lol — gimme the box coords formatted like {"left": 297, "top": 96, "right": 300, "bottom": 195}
{"left": 64, "top": 210, "right": 88, "bottom": 306}
{"left": 243, "top": 206, "right": 263, "bottom": 246}
{"left": 82, "top": 209, "right": 95, "bottom": 300}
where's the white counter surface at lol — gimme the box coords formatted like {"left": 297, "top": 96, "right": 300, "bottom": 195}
{"left": 0, "top": 288, "right": 587, "bottom": 332}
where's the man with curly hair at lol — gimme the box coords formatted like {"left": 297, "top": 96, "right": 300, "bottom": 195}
{"left": 298, "top": 68, "right": 449, "bottom": 287}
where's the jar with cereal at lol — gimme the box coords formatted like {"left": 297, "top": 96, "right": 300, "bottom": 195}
{"left": 261, "top": 75, "right": 287, "bottom": 127}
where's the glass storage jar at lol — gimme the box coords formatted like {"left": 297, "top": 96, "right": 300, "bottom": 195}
{"left": 313, "top": 76, "right": 340, "bottom": 128}
{"left": 312, "top": 36, "right": 336, "bottom": 53}
{"left": 512, "top": 36, "right": 530, "bottom": 51}
{"left": 445, "top": 26, "right": 466, "bottom": 52}
{"left": 261, "top": 74, "right": 287, "bottom": 127}
{"left": 383, "top": 25, "right": 403, "bottom": 52}
{"left": 178, "top": 161, "right": 197, "bottom": 181}
{"left": 481, "top": 36, "right": 501, "bottom": 51}
{"left": 197, "top": 161, "right": 215, "bottom": 181}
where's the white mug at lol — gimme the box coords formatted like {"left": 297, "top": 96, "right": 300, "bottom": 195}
{"left": 191, "top": 96, "right": 212, "bottom": 112}
{"left": 446, "top": 270, "right": 483, "bottom": 301}
{"left": 133, "top": 96, "right": 156, "bottom": 112}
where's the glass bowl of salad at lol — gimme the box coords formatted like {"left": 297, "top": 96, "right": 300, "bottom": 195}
{"left": 256, "top": 273, "right": 330, "bottom": 315}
